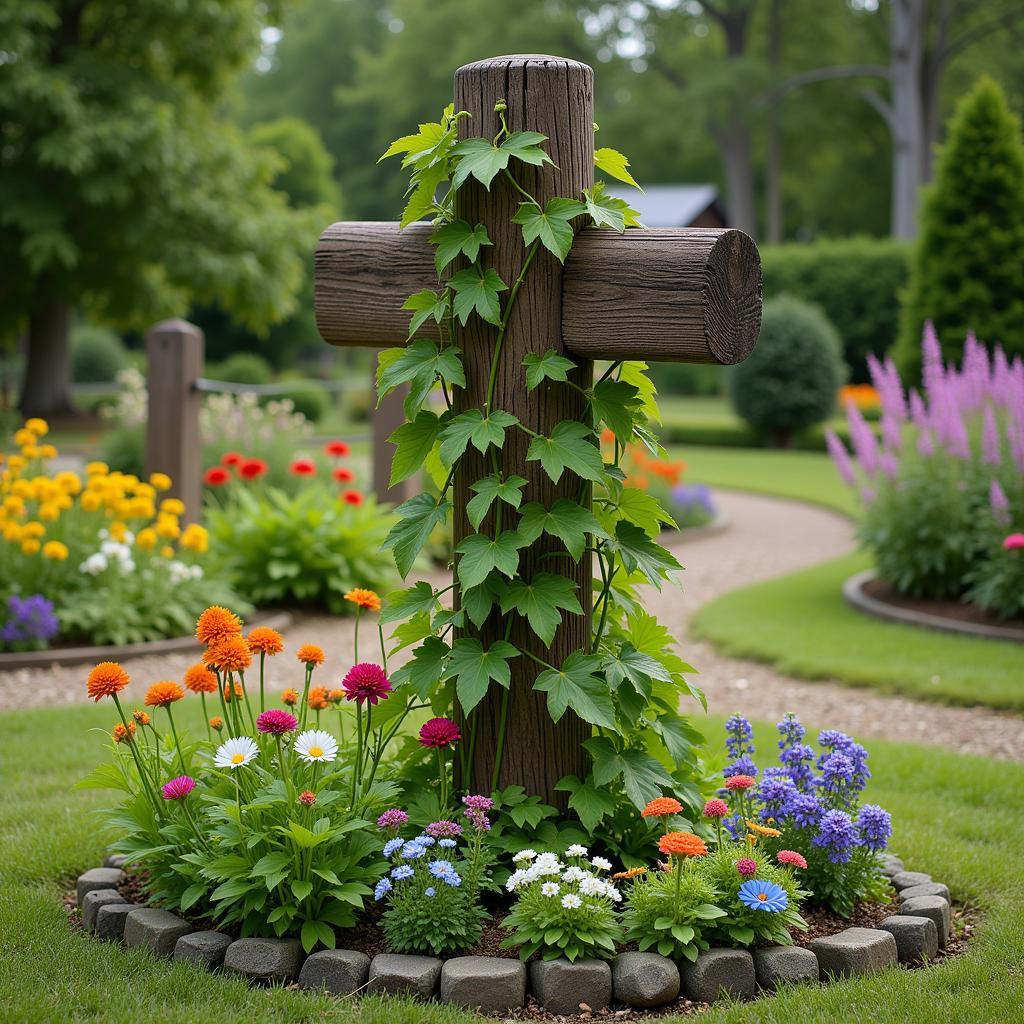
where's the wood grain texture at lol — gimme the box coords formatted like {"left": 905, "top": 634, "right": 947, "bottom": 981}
{"left": 315, "top": 223, "right": 761, "bottom": 364}
{"left": 451, "top": 55, "right": 594, "bottom": 804}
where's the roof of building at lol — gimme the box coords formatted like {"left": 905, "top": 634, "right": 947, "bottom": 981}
{"left": 606, "top": 184, "right": 722, "bottom": 227}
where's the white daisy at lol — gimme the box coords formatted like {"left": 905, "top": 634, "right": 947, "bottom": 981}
{"left": 579, "top": 876, "right": 606, "bottom": 897}
{"left": 214, "top": 736, "right": 259, "bottom": 769}
{"left": 534, "top": 853, "right": 563, "bottom": 875}
{"left": 566, "top": 844, "right": 588, "bottom": 857}
{"left": 561, "top": 893, "right": 582, "bottom": 909}
{"left": 293, "top": 729, "right": 338, "bottom": 763}
{"left": 562, "top": 866, "right": 587, "bottom": 883}
{"left": 541, "top": 882, "right": 561, "bottom": 897}
{"left": 513, "top": 849, "right": 538, "bottom": 863}
{"left": 506, "top": 869, "right": 530, "bottom": 892}
{"left": 590, "top": 856, "right": 612, "bottom": 872}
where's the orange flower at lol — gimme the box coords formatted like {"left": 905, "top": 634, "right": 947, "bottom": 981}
{"left": 203, "top": 637, "right": 252, "bottom": 673}
{"left": 745, "top": 819, "right": 783, "bottom": 838}
{"left": 144, "top": 681, "right": 185, "bottom": 708}
{"left": 209, "top": 716, "right": 224, "bottom": 731}
{"left": 658, "top": 831, "right": 708, "bottom": 858}
{"left": 307, "top": 686, "right": 330, "bottom": 711}
{"left": 132, "top": 709, "right": 150, "bottom": 726}
{"left": 281, "top": 688, "right": 300, "bottom": 707}
{"left": 344, "top": 588, "right": 381, "bottom": 612}
{"left": 296, "top": 644, "right": 325, "bottom": 666}
{"left": 183, "top": 663, "right": 218, "bottom": 694}
{"left": 612, "top": 866, "right": 649, "bottom": 880}
{"left": 642, "top": 797, "right": 683, "bottom": 819}
{"left": 112, "top": 721, "right": 136, "bottom": 744}
{"left": 195, "top": 606, "right": 243, "bottom": 647}
{"left": 328, "top": 688, "right": 345, "bottom": 702}
{"left": 222, "top": 681, "right": 244, "bottom": 702}
{"left": 247, "top": 626, "right": 284, "bottom": 656}
{"left": 86, "top": 661, "right": 131, "bottom": 702}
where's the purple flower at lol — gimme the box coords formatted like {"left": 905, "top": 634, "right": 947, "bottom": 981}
{"left": 825, "top": 430, "right": 856, "bottom": 487}
{"left": 779, "top": 742, "right": 816, "bottom": 791}
{"left": 813, "top": 809, "right": 860, "bottom": 864}
{"left": 425, "top": 820, "right": 463, "bottom": 839}
{"left": 256, "top": 709, "right": 297, "bottom": 735}
{"left": 847, "top": 404, "right": 879, "bottom": 476}
{"left": 162, "top": 776, "right": 195, "bottom": 801}
{"left": 856, "top": 804, "right": 892, "bottom": 852}
{"left": 990, "top": 480, "right": 1011, "bottom": 525}
{"left": 377, "top": 808, "right": 409, "bottom": 830}
{"left": 757, "top": 772, "right": 799, "bottom": 817}
{"left": 788, "top": 793, "right": 823, "bottom": 829}
{"left": 1, "top": 594, "right": 59, "bottom": 648}
{"left": 982, "top": 405, "right": 1002, "bottom": 465}
{"left": 462, "top": 794, "right": 493, "bottom": 811}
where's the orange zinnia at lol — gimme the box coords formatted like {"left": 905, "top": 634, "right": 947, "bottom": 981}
{"left": 247, "top": 626, "right": 285, "bottom": 656}
{"left": 132, "top": 708, "right": 151, "bottom": 726}
{"left": 209, "top": 716, "right": 224, "bottom": 730}
{"left": 307, "top": 686, "right": 330, "bottom": 711}
{"left": 195, "top": 605, "right": 243, "bottom": 647}
{"left": 86, "top": 661, "right": 131, "bottom": 702}
{"left": 328, "top": 688, "right": 345, "bottom": 702}
{"left": 112, "top": 721, "right": 136, "bottom": 743}
{"left": 344, "top": 588, "right": 381, "bottom": 612}
{"left": 296, "top": 644, "right": 326, "bottom": 666}
{"left": 222, "top": 681, "right": 244, "bottom": 702}
{"left": 612, "top": 866, "right": 649, "bottom": 880}
{"left": 658, "top": 831, "right": 708, "bottom": 858}
{"left": 281, "top": 688, "right": 300, "bottom": 706}
{"left": 642, "top": 797, "right": 683, "bottom": 819}
{"left": 203, "top": 637, "right": 252, "bottom": 673}
{"left": 144, "top": 681, "right": 185, "bottom": 708}
{"left": 183, "top": 663, "right": 218, "bottom": 694}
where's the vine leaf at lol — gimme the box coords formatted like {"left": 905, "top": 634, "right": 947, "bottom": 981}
{"left": 583, "top": 737, "right": 674, "bottom": 807}
{"left": 430, "top": 220, "right": 492, "bottom": 274}
{"left": 467, "top": 474, "right": 527, "bottom": 530}
{"left": 378, "top": 339, "right": 465, "bottom": 416}
{"left": 534, "top": 652, "right": 616, "bottom": 729}
{"left": 499, "top": 572, "right": 582, "bottom": 646}
{"left": 380, "top": 581, "right": 441, "bottom": 625}
{"left": 523, "top": 349, "right": 575, "bottom": 390}
{"left": 619, "top": 361, "right": 661, "bottom": 423}
{"left": 512, "top": 198, "right": 586, "bottom": 262}
{"left": 448, "top": 267, "right": 507, "bottom": 326}
{"left": 439, "top": 409, "right": 518, "bottom": 465}
{"left": 615, "top": 487, "right": 676, "bottom": 537}
{"left": 461, "top": 574, "right": 501, "bottom": 628}
{"left": 402, "top": 289, "right": 448, "bottom": 338}
{"left": 449, "top": 131, "right": 551, "bottom": 190}
{"left": 606, "top": 521, "right": 682, "bottom": 587}
{"left": 517, "top": 500, "right": 606, "bottom": 561}
{"left": 590, "top": 378, "right": 643, "bottom": 445}
{"left": 582, "top": 181, "right": 641, "bottom": 231}
{"left": 602, "top": 643, "right": 674, "bottom": 693}
{"left": 388, "top": 410, "right": 442, "bottom": 486}
{"left": 383, "top": 493, "right": 452, "bottom": 578}
{"left": 444, "top": 638, "right": 519, "bottom": 714}
{"left": 594, "top": 146, "right": 641, "bottom": 189}
{"left": 390, "top": 611, "right": 433, "bottom": 653}
{"left": 455, "top": 530, "right": 526, "bottom": 589}
{"left": 650, "top": 712, "right": 701, "bottom": 769}
{"left": 554, "top": 775, "right": 616, "bottom": 833}
{"left": 526, "top": 421, "right": 605, "bottom": 484}
{"left": 391, "top": 636, "right": 450, "bottom": 699}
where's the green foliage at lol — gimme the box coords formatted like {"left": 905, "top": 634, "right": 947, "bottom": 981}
{"left": 70, "top": 324, "right": 129, "bottom": 384}
{"left": 729, "top": 295, "right": 846, "bottom": 447}
{"left": 205, "top": 482, "right": 397, "bottom": 613}
{"left": 272, "top": 383, "right": 329, "bottom": 424}
{"left": 760, "top": 239, "right": 910, "bottom": 383}
{"left": 206, "top": 353, "right": 274, "bottom": 387}
{"left": 381, "top": 885, "right": 485, "bottom": 956}
{"left": 249, "top": 118, "right": 342, "bottom": 212}
{"left": 896, "top": 77, "right": 1024, "bottom": 379}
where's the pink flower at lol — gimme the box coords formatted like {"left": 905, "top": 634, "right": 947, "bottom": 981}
{"left": 419, "top": 717, "right": 461, "bottom": 748}
{"left": 462, "top": 794, "right": 493, "bottom": 811}
{"left": 725, "top": 774, "right": 756, "bottom": 791}
{"left": 377, "top": 808, "right": 409, "bottom": 830}
{"left": 162, "top": 775, "right": 196, "bottom": 801}
{"left": 703, "top": 798, "right": 729, "bottom": 819}
{"left": 341, "top": 663, "right": 391, "bottom": 705}
{"left": 777, "top": 850, "right": 808, "bottom": 870}
{"left": 256, "top": 709, "right": 298, "bottom": 735}
{"left": 298, "top": 790, "right": 317, "bottom": 807}
{"left": 735, "top": 857, "right": 757, "bottom": 878}
{"left": 425, "top": 819, "right": 463, "bottom": 838}
{"left": 1004, "top": 533, "right": 1024, "bottom": 551}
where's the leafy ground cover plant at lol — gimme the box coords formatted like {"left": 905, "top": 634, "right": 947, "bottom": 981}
{"left": 0, "top": 418, "right": 238, "bottom": 647}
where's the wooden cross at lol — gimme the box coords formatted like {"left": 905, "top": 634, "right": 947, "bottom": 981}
{"left": 315, "top": 55, "right": 761, "bottom": 805}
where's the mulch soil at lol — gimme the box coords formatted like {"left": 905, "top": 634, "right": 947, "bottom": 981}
{"left": 863, "top": 576, "right": 1024, "bottom": 631}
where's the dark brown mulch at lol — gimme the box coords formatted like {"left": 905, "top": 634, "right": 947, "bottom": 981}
{"left": 863, "top": 576, "right": 1024, "bottom": 630}
{"left": 794, "top": 895, "right": 899, "bottom": 945}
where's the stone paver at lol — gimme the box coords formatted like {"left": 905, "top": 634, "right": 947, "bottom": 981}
{"left": 441, "top": 956, "right": 527, "bottom": 1012}
{"left": 368, "top": 953, "right": 443, "bottom": 999}
{"left": 174, "top": 930, "right": 233, "bottom": 969}
{"left": 76, "top": 867, "right": 125, "bottom": 906}
{"left": 809, "top": 927, "right": 898, "bottom": 979}
{"left": 678, "top": 948, "right": 755, "bottom": 1003}
{"left": 900, "top": 881, "right": 951, "bottom": 903}
{"left": 890, "top": 870, "right": 933, "bottom": 891}
{"left": 95, "top": 903, "right": 137, "bottom": 942}
{"left": 81, "top": 888, "right": 128, "bottom": 932}
{"left": 752, "top": 945, "right": 819, "bottom": 991}
{"left": 612, "top": 951, "right": 680, "bottom": 1008}
{"left": 880, "top": 915, "right": 939, "bottom": 962}
{"left": 299, "top": 949, "right": 371, "bottom": 995}
{"left": 123, "top": 908, "right": 192, "bottom": 956}
{"left": 529, "top": 958, "right": 611, "bottom": 1014}
{"left": 223, "top": 937, "right": 304, "bottom": 983}
{"left": 899, "top": 895, "right": 951, "bottom": 948}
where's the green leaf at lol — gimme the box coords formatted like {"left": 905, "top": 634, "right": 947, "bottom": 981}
{"left": 594, "top": 146, "right": 641, "bottom": 189}
{"left": 444, "top": 638, "right": 518, "bottom": 714}
{"left": 380, "top": 581, "right": 440, "bottom": 625}
{"left": 590, "top": 378, "right": 642, "bottom": 445}
{"left": 391, "top": 636, "right": 450, "bottom": 699}
{"left": 402, "top": 289, "right": 449, "bottom": 338}
{"left": 383, "top": 493, "right": 451, "bottom": 578}
{"left": 581, "top": 180, "right": 642, "bottom": 231}
{"left": 533, "top": 652, "right": 616, "bottom": 728}
{"left": 501, "top": 131, "right": 553, "bottom": 167}
{"left": 517, "top": 499, "right": 606, "bottom": 561}
{"left": 499, "top": 573, "right": 582, "bottom": 646}
{"left": 448, "top": 267, "right": 507, "bottom": 326}
{"left": 523, "top": 349, "right": 575, "bottom": 390}
{"left": 526, "top": 421, "right": 604, "bottom": 484}
{"left": 583, "top": 735, "right": 623, "bottom": 787}
{"left": 378, "top": 338, "right": 465, "bottom": 416}
{"left": 619, "top": 361, "right": 660, "bottom": 423}
{"left": 380, "top": 117, "right": 450, "bottom": 165}
{"left": 449, "top": 138, "right": 511, "bottom": 190}
{"left": 430, "top": 220, "right": 491, "bottom": 273}
{"left": 301, "top": 918, "right": 335, "bottom": 953}
{"left": 439, "top": 409, "right": 518, "bottom": 465}
{"left": 285, "top": 821, "right": 332, "bottom": 849}
{"left": 554, "top": 775, "right": 616, "bottom": 833}
{"left": 389, "top": 611, "right": 433, "bottom": 653}
{"left": 251, "top": 851, "right": 292, "bottom": 876}
{"left": 512, "top": 197, "right": 586, "bottom": 261}
{"left": 618, "top": 748, "right": 675, "bottom": 808}
{"left": 291, "top": 879, "right": 314, "bottom": 902}
{"left": 467, "top": 474, "right": 527, "bottom": 529}
{"left": 455, "top": 530, "right": 525, "bottom": 589}
{"left": 180, "top": 884, "right": 206, "bottom": 912}
{"left": 615, "top": 487, "right": 675, "bottom": 537}
{"left": 389, "top": 410, "right": 441, "bottom": 486}
{"left": 602, "top": 643, "right": 674, "bottom": 692}
{"left": 671, "top": 924, "right": 695, "bottom": 944}
{"left": 461, "top": 576, "right": 500, "bottom": 628}
{"left": 606, "top": 521, "right": 682, "bottom": 586}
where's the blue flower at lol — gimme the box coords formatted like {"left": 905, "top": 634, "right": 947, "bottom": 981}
{"left": 428, "top": 859, "right": 455, "bottom": 879}
{"left": 425, "top": 886, "right": 436, "bottom": 898}
{"left": 441, "top": 870, "right": 462, "bottom": 888}
{"left": 776, "top": 712, "right": 805, "bottom": 749}
{"left": 438, "top": 838, "right": 457, "bottom": 849}
{"left": 788, "top": 793, "right": 823, "bottom": 829}
{"left": 812, "top": 809, "right": 860, "bottom": 864}
{"left": 757, "top": 773, "right": 799, "bottom": 816}
{"left": 724, "top": 755, "right": 758, "bottom": 780}
{"left": 856, "top": 804, "right": 892, "bottom": 851}
{"left": 738, "top": 879, "right": 788, "bottom": 913}
{"left": 400, "top": 842, "right": 426, "bottom": 860}
{"left": 415, "top": 834, "right": 436, "bottom": 847}
{"left": 374, "top": 877, "right": 392, "bottom": 901}
{"left": 383, "top": 837, "right": 403, "bottom": 858}
{"left": 391, "top": 864, "right": 415, "bottom": 881}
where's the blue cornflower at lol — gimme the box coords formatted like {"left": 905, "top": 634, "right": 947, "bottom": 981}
{"left": 374, "top": 877, "right": 392, "bottom": 901}
{"left": 856, "top": 804, "right": 892, "bottom": 851}
{"left": 438, "top": 838, "right": 457, "bottom": 849}
{"left": 441, "top": 870, "right": 462, "bottom": 888}
{"left": 738, "top": 879, "right": 788, "bottom": 913}
{"left": 779, "top": 743, "right": 816, "bottom": 790}
{"left": 391, "top": 864, "right": 415, "bottom": 881}
{"left": 724, "top": 755, "right": 759, "bottom": 780}
{"left": 383, "top": 837, "right": 403, "bottom": 858}
{"left": 777, "top": 712, "right": 805, "bottom": 749}
{"left": 415, "top": 834, "right": 436, "bottom": 847}
{"left": 757, "top": 773, "right": 799, "bottom": 817}
{"left": 787, "top": 793, "right": 823, "bottom": 828}
{"left": 812, "top": 809, "right": 860, "bottom": 864}
{"left": 425, "top": 886, "right": 436, "bottom": 898}
{"left": 428, "top": 859, "right": 455, "bottom": 879}
{"left": 817, "top": 729, "right": 855, "bottom": 759}
{"left": 400, "top": 842, "right": 426, "bottom": 860}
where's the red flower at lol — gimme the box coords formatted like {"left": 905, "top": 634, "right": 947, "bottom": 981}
{"left": 703, "top": 798, "right": 730, "bottom": 819}
{"left": 221, "top": 452, "right": 244, "bottom": 467}
{"left": 203, "top": 466, "right": 231, "bottom": 486}
{"left": 290, "top": 459, "right": 316, "bottom": 476}
{"left": 777, "top": 850, "right": 808, "bottom": 870}
{"left": 325, "top": 440, "right": 350, "bottom": 458}
{"left": 333, "top": 467, "right": 354, "bottom": 483}
{"left": 725, "top": 774, "right": 756, "bottom": 791}
{"left": 240, "top": 458, "right": 268, "bottom": 480}
{"left": 341, "top": 663, "right": 391, "bottom": 705}
{"left": 1003, "top": 533, "right": 1024, "bottom": 551}
{"left": 419, "top": 717, "right": 461, "bottom": 748}
{"left": 342, "top": 490, "right": 364, "bottom": 505}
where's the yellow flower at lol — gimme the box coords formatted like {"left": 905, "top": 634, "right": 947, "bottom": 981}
{"left": 126, "top": 498, "right": 154, "bottom": 518}
{"left": 42, "top": 540, "right": 68, "bottom": 561}
{"left": 21, "top": 538, "right": 40, "bottom": 555}
{"left": 11, "top": 480, "right": 33, "bottom": 499}
{"left": 109, "top": 521, "right": 128, "bottom": 542}
{"left": 160, "top": 545, "right": 175, "bottom": 558}
{"left": 38, "top": 444, "right": 57, "bottom": 460}
{"left": 156, "top": 515, "right": 180, "bottom": 539}
{"left": 4, "top": 496, "right": 25, "bottom": 514}
{"left": 22, "top": 445, "right": 41, "bottom": 459}
{"left": 160, "top": 498, "right": 186, "bottom": 517}
{"left": 6, "top": 455, "right": 26, "bottom": 472}
{"left": 56, "top": 494, "right": 73, "bottom": 511}
{"left": 85, "top": 461, "right": 108, "bottom": 476}
{"left": 22, "top": 521, "right": 46, "bottom": 538}
{"left": 14, "top": 429, "right": 35, "bottom": 447}
{"left": 55, "top": 471, "right": 81, "bottom": 494}
{"left": 3, "top": 524, "right": 22, "bottom": 542}
{"left": 180, "top": 524, "right": 209, "bottom": 553}
{"left": 135, "top": 528, "right": 158, "bottom": 551}
{"left": 24, "top": 418, "right": 48, "bottom": 436}
{"left": 122, "top": 474, "right": 140, "bottom": 491}
{"left": 80, "top": 491, "right": 102, "bottom": 512}
{"left": 150, "top": 473, "right": 172, "bottom": 492}
{"left": 38, "top": 502, "right": 61, "bottom": 521}
{"left": 134, "top": 483, "right": 156, "bottom": 500}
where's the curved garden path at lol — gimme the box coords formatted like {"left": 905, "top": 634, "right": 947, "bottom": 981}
{"left": 2, "top": 489, "right": 1022, "bottom": 761}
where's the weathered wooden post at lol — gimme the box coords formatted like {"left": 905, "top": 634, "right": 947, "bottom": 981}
{"left": 314, "top": 55, "right": 761, "bottom": 803}
{"left": 145, "top": 318, "right": 203, "bottom": 523}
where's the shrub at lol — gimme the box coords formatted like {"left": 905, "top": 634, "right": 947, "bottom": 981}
{"left": 274, "top": 382, "right": 329, "bottom": 423}
{"left": 71, "top": 323, "right": 129, "bottom": 383}
{"left": 761, "top": 238, "right": 910, "bottom": 383}
{"left": 648, "top": 362, "right": 723, "bottom": 397}
{"left": 729, "top": 295, "right": 846, "bottom": 447}
{"left": 896, "top": 77, "right": 1024, "bottom": 380}
{"left": 205, "top": 352, "right": 273, "bottom": 386}
{"left": 101, "top": 424, "right": 145, "bottom": 477}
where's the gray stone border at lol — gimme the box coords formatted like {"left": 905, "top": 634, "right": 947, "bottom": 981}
{"left": 76, "top": 851, "right": 954, "bottom": 1012}
{"left": 843, "top": 569, "right": 1024, "bottom": 644}
{"left": 0, "top": 611, "right": 293, "bottom": 670}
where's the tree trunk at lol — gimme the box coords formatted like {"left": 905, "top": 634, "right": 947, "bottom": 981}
{"left": 20, "top": 297, "right": 75, "bottom": 418}
{"left": 451, "top": 56, "right": 593, "bottom": 807}
{"left": 889, "top": 0, "right": 927, "bottom": 238}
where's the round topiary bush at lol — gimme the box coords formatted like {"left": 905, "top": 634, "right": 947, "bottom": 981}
{"left": 729, "top": 295, "right": 845, "bottom": 447}
{"left": 276, "top": 383, "right": 328, "bottom": 423}
{"left": 71, "top": 324, "right": 129, "bottom": 383}
{"left": 205, "top": 352, "right": 273, "bottom": 386}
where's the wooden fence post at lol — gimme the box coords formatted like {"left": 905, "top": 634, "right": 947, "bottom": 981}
{"left": 146, "top": 319, "right": 203, "bottom": 523}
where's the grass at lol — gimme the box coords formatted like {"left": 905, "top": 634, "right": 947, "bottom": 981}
{"left": 692, "top": 552, "right": 1024, "bottom": 712}
{"left": 2, "top": 698, "right": 1023, "bottom": 1023}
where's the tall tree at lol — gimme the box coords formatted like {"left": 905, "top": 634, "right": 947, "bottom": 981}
{"left": 0, "top": 1, "right": 313, "bottom": 416}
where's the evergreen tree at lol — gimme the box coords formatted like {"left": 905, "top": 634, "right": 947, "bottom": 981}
{"left": 896, "top": 76, "right": 1024, "bottom": 378}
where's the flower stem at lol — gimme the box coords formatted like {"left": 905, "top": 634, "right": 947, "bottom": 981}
{"left": 489, "top": 684, "right": 511, "bottom": 795}
{"left": 164, "top": 704, "right": 187, "bottom": 775}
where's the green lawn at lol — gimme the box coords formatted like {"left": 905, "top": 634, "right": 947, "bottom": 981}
{"left": 692, "top": 552, "right": 1024, "bottom": 712}
{"left": 2, "top": 699, "right": 1022, "bottom": 1023}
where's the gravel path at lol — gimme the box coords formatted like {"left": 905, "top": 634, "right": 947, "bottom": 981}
{"left": 3, "top": 489, "right": 1021, "bottom": 762}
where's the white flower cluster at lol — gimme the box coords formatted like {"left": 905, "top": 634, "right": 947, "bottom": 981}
{"left": 81, "top": 538, "right": 136, "bottom": 576}
{"left": 506, "top": 846, "right": 621, "bottom": 904}
{"left": 168, "top": 560, "right": 203, "bottom": 583}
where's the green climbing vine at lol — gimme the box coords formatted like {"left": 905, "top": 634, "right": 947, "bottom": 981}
{"left": 377, "top": 102, "right": 707, "bottom": 835}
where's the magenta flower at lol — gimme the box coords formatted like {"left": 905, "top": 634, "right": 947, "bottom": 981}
{"left": 462, "top": 793, "right": 493, "bottom": 811}
{"left": 377, "top": 808, "right": 409, "bottom": 830}
{"left": 162, "top": 775, "right": 195, "bottom": 801}
{"left": 703, "top": 798, "right": 729, "bottom": 819}
{"left": 256, "top": 709, "right": 298, "bottom": 735}
{"left": 341, "top": 663, "right": 392, "bottom": 705}
{"left": 1004, "top": 533, "right": 1024, "bottom": 551}
{"left": 425, "top": 819, "right": 463, "bottom": 839}
{"left": 735, "top": 857, "right": 757, "bottom": 878}
{"left": 419, "top": 717, "right": 461, "bottom": 748}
